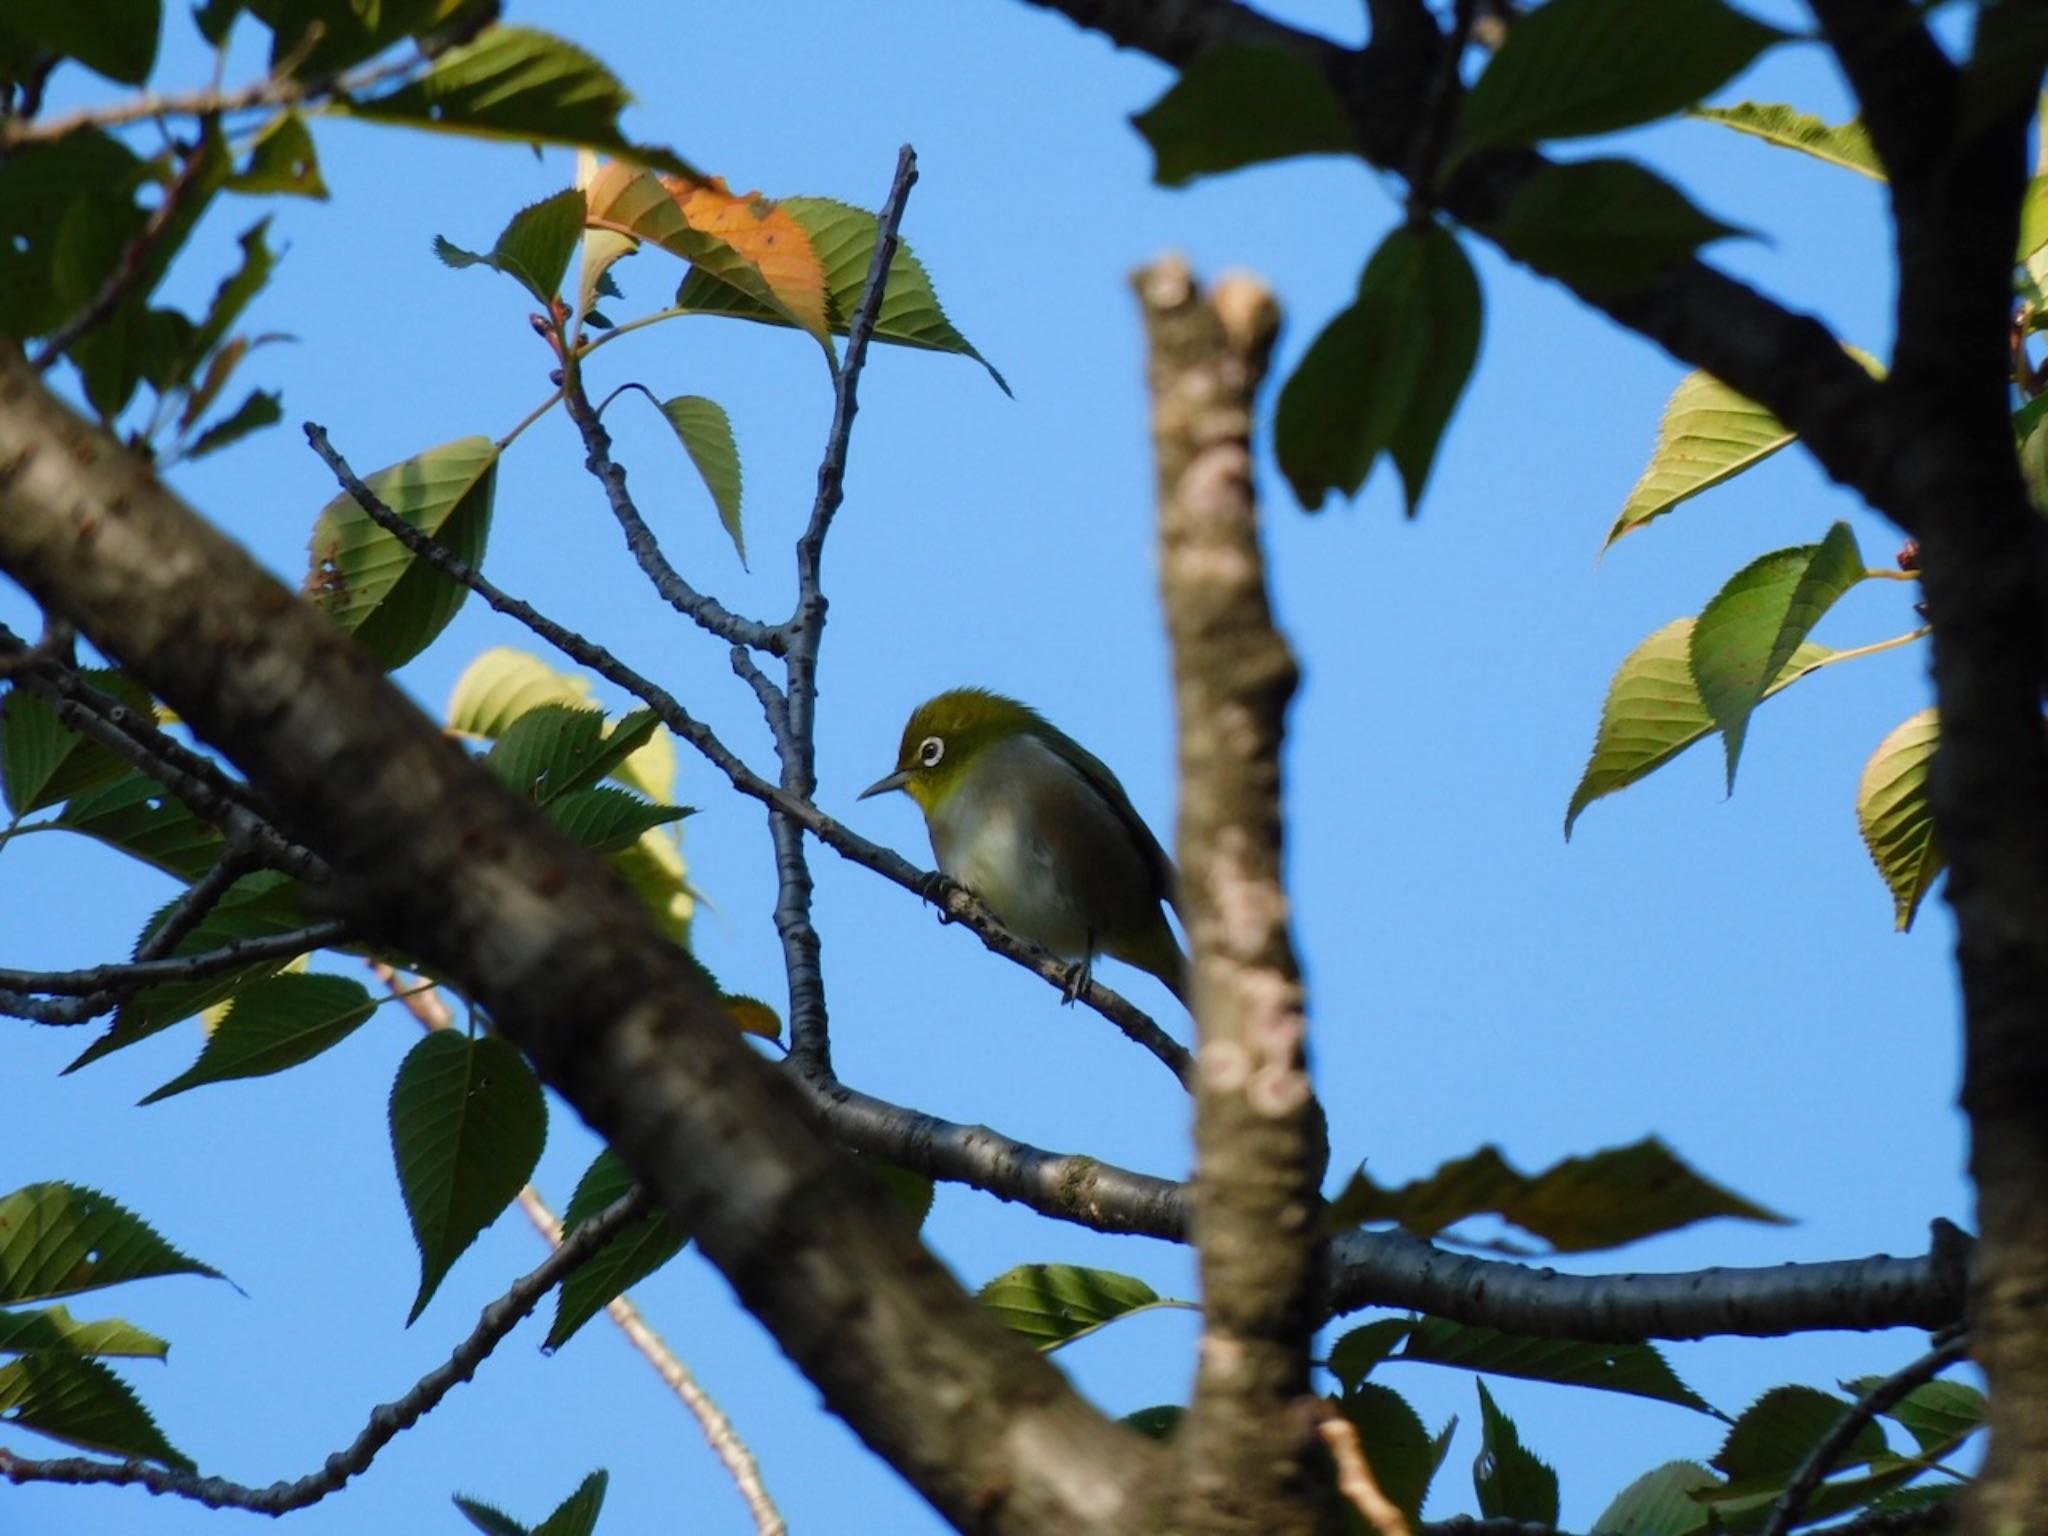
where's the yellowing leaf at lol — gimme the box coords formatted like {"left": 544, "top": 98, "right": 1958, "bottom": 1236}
{"left": 1857, "top": 709, "right": 1943, "bottom": 931}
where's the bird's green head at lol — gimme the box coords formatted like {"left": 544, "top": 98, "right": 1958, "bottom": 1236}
{"left": 858, "top": 688, "right": 1046, "bottom": 812}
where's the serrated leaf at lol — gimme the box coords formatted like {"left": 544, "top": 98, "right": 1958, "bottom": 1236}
{"left": 1324, "top": 1137, "right": 1785, "bottom": 1252}
{"left": 1277, "top": 224, "right": 1480, "bottom": 514}
{"left": 185, "top": 220, "right": 275, "bottom": 389}
{"left": 1691, "top": 522, "right": 1867, "bottom": 790}
{"left": 1131, "top": 44, "right": 1355, "bottom": 186}
{"left": 1398, "top": 1317, "right": 1716, "bottom": 1415}
{"left": 655, "top": 396, "right": 745, "bottom": 565}
{"left": 1122, "top": 1405, "right": 1184, "bottom": 1440}
{"left": 978, "top": 1264, "right": 1191, "bottom": 1351}
{"left": 1841, "top": 1374, "right": 1986, "bottom": 1455}
{"left": 1342, "top": 1383, "right": 1449, "bottom": 1524}
{"left": 305, "top": 435, "right": 498, "bottom": 669}
{"left": 1474, "top": 1380, "right": 1559, "bottom": 1525}
{"left": 227, "top": 111, "right": 327, "bottom": 199}
{"left": 534, "top": 1469, "right": 608, "bottom": 1536}
{"left": 1714, "top": 1385, "right": 1886, "bottom": 1482}
{"left": 0, "top": 1352, "right": 190, "bottom": 1468}
{"left": 544, "top": 786, "right": 689, "bottom": 856}
{"left": 1566, "top": 619, "right": 1834, "bottom": 838}
{"left": 670, "top": 194, "right": 1007, "bottom": 391}
{"left": 1856, "top": 709, "right": 1942, "bottom": 932}
{"left": 1457, "top": 0, "right": 1786, "bottom": 157}
{"left": 722, "top": 994, "right": 783, "bottom": 1043}
{"left": 53, "top": 771, "right": 224, "bottom": 881}
{"left": 1688, "top": 104, "right": 1883, "bottom": 180}
{"left": 0, "top": 1183, "right": 224, "bottom": 1303}
{"left": 140, "top": 972, "right": 375, "bottom": 1104}
{"left": 1593, "top": 1460, "right": 1721, "bottom": 1536}
{"left": 453, "top": 1495, "right": 531, "bottom": 1536}
{"left": 1327, "top": 1318, "right": 1414, "bottom": 1392}
{"left": 484, "top": 703, "right": 657, "bottom": 806}
{"left": 436, "top": 187, "right": 585, "bottom": 306}
{"left": 3, "top": 0, "right": 161, "bottom": 85}
{"left": 1488, "top": 158, "right": 1746, "bottom": 291}
{"left": 70, "top": 872, "right": 315, "bottom": 1070}
{"left": 390, "top": 1032, "right": 547, "bottom": 1324}
{"left": 1, "top": 672, "right": 149, "bottom": 816}
{"left": 345, "top": 26, "right": 691, "bottom": 173}
{"left": 0, "top": 1305, "right": 168, "bottom": 1360}
{"left": 545, "top": 1149, "right": 688, "bottom": 1351}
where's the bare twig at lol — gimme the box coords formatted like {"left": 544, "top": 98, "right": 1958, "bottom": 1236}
{"left": 0, "top": 922, "right": 348, "bottom": 999}
{"left": 770, "top": 143, "right": 918, "bottom": 1078}
{"left": 132, "top": 852, "right": 252, "bottom": 963}
{"left": 0, "top": 1190, "right": 648, "bottom": 1512}
{"left": 385, "top": 971, "right": 786, "bottom": 1536}
{"left": 1759, "top": 1331, "right": 1974, "bottom": 1536}
{"left": 1319, "top": 1404, "right": 1414, "bottom": 1536}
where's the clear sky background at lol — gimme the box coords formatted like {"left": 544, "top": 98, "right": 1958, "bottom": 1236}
{"left": 2, "top": 2, "right": 1973, "bottom": 1533}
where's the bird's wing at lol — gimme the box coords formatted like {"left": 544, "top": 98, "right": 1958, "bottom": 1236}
{"left": 1037, "top": 725, "right": 1181, "bottom": 917}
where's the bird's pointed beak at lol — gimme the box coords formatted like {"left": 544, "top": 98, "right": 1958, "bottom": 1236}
{"left": 858, "top": 768, "right": 911, "bottom": 801}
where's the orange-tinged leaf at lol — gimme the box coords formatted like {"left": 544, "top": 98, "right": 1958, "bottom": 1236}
{"left": 663, "top": 174, "right": 830, "bottom": 348}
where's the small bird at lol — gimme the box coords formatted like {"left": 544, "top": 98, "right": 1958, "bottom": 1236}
{"left": 859, "top": 688, "right": 1188, "bottom": 1004}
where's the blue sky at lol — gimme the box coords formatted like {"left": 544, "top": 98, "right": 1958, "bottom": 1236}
{"left": 2, "top": 2, "right": 1972, "bottom": 1533}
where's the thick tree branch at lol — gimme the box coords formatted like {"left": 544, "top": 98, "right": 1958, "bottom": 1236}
{"left": 0, "top": 1190, "right": 650, "bottom": 1513}
{"left": 0, "top": 341, "right": 1169, "bottom": 1536}
{"left": 1139, "top": 258, "right": 1329, "bottom": 1533}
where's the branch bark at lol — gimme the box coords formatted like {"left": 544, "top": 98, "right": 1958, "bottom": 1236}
{"left": 0, "top": 341, "right": 1167, "bottom": 1536}
{"left": 1138, "top": 258, "right": 1331, "bottom": 1533}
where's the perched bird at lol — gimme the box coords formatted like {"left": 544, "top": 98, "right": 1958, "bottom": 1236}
{"left": 859, "top": 688, "right": 1188, "bottom": 1004}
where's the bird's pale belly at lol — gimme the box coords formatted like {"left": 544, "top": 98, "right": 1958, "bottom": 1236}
{"left": 932, "top": 797, "right": 1094, "bottom": 958}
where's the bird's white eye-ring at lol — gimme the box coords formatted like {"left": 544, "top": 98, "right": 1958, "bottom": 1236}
{"left": 918, "top": 735, "right": 945, "bottom": 768}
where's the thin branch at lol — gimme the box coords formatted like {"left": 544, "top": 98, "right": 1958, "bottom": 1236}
{"left": 0, "top": 1190, "right": 649, "bottom": 1513}
{"left": 773, "top": 143, "right": 918, "bottom": 1078}
{"left": 301, "top": 420, "right": 1192, "bottom": 1080}
{"left": 0, "top": 921, "right": 351, "bottom": 1023}
{"left": 0, "top": 54, "right": 420, "bottom": 148}
{"left": 132, "top": 851, "right": 251, "bottom": 963}
{"left": 1758, "top": 1331, "right": 1974, "bottom": 1536}
{"left": 1319, "top": 1403, "right": 1414, "bottom": 1536}
{"left": 556, "top": 372, "right": 786, "bottom": 656}
{"left": 386, "top": 971, "right": 786, "bottom": 1536}
{"left": 1413, "top": 1512, "right": 1954, "bottom": 1536}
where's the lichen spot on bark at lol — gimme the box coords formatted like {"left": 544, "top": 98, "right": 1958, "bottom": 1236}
{"left": 1200, "top": 1037, "right": 1252, "bottom": 1091}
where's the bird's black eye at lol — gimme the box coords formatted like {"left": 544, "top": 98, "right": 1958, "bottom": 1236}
{"left": 918, "top": 735, "right": 945, "bottom": 767}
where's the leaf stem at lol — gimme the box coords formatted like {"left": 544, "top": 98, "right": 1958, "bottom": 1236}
{"left": 1815, "top": 625, "right": 1933, "bottom": 668}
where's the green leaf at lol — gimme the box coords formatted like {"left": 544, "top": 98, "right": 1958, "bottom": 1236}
{"left": 305, "top": 435, "right": 498, "bottom": 669}
{"left": 1342, "top": 1383, "right": 1451, "bottom": 1524}
{"left": 483, "top": 704, "right": 658, "bottom": 806}
{"left": 3, "top": 0, "right": 161, "bottom": 84}
{"left": 545, "top": 1149, "right": 688, "bottom": 1351}
{"left": 183, "top": 388, "right": 284, "bottom": 460}
{"left": 435, "top": 187, "right": 585, "bottom": 306}
{"left": 0, "top": 1305, "right": 168, "bottom": 1360}
{"left": 0, "top": 672, "right": 149, "bottom": 816}
{"left": 227, "top": 111, "right": 328, "bottom": 199}
{"left": 248, "top": 0, "right": 437, "bottom": 75}
{"left": 1457, "top": 0, "right": 1786, "bottom": 156}
{"left": 543, "top": 785, "right": 689, "bottom": 856}
{"left": 186, "top": 220, "right": 275, "bottom": 385}
{"left": 1276, "top": 224, "right": 1480, "bottom": 514}
{"left": 346, "top": 26, "right": 691, "bottom": 173}
{"left": 533, "top": 1469, "right": 608, "bottom": 1536}
{"left": 0, "top": 130, "right": 147, "bottom": 341}
{"left": 53, "top": 771, "right": 224, "bottom": 881}
{"left": 0, "top": 1351, "right": 190, "bottom": 1469}
{"left": 1565, "top": 619, "right": 1833, "bottom": 838}
{"left": 140, "top": 972, "right": 375, "bottom": 1104}
{"left": 655, "top": 396, "right": 745, "bottom": 565}
{"left": 1122, "top": 1405, "right": 1184, "bottom": 1440}
{"left": 856, "top": 1152, "right": 936, "bottom": 1229}
{"left": 1608, "top": 372, "right": 1792, "bottom": 545}
{"left": 453, "top": 1496, "right": 531, "bottom": 1536}
{"left": 1131, "top": 44, "right": 1355, "bottom": 186}
{"left": 1691, "top": 522, "right": 1866, "bottom": 790}
{"left": 0, "top": 1183, "right": 224, "bottom": 1304}
{"left": 1714, "top": 1384, "right": 1886, "bottom": 1481}
{"left": 1856, "top": 708, "right": 1943, "bottom": 932}
{"left": 1873, "top": 1378, "right": 1985, "bottom": 1454}
{"left": 1324, "top": 1137, "right": 1786, "bottom": 1252}
{"left": 1473, "top": 1380, "right": 1560, "bottom": 1526}
{"left": 978, "top": 1264, "right": 1192, "bottom": 1351}
{"left": 1591, "top": 1460, "right": 1721, "bottom": 1536}
{"left": 1688, "top": 104, "right": 1883, "bottom": 180}
{"left": 1327, "top": 1318, "right": 1414, "bottom": 1392}
{"left": 1487, "top": 158, "right": 1746, "bottom": 291}
{"left": 1397, "top": 1316, "right": 1717, "bottom": 1416}
{"left": 389, "top": 1032, "right": 547, "bottom": 1324}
